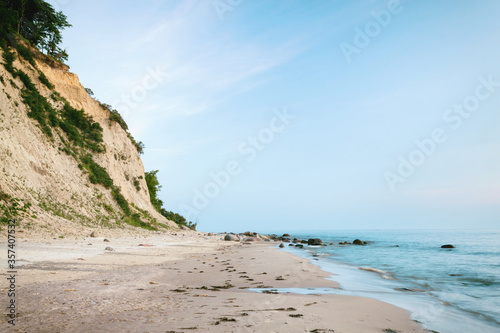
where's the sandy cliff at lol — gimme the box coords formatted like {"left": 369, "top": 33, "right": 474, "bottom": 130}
{"left": 0, "top": 42, "right": 178, "bottom": 236}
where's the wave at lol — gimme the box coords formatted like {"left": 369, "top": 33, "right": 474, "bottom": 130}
{"left": 359, "top": 266, "right": 395, "bottom": 280}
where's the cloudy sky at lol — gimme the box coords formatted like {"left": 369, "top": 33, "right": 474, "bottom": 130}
{"left": 47, "top": 0, "right": 500, "bottom": 232}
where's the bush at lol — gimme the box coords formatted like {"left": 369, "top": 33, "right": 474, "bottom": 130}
{"left": 38, "top": 72, "right": 54, "bottom": 89}
{"left": 16, "top": 70, "right": 35, "bottom": 90}
{"left": 80, "top": 154, "right": 113, "bottom": 188}
{"left": 60, "top": 103, "right": 104, "bottom": 151}
{"left": 16, "top": 44, "right": 35, "bottom": 67}
{"left": 124, "top": 213, "right": 157, "bottom": 231}
{"left": 108, "top": 108, "right": 128, "bottom": 131}
{"left": 111, "top": 186, "right": 130, "bottom": 215}
{"left": 133, "top": 179, "right": 140, "bottom": 191}
{"left": 22, "top": 87, "right": 53, "bottom": 138}
{"left": 145, "top": 170, "right": 162, "bottom": 211}
{"left": 1, "top": 45, "right": 15, "bottom": 74}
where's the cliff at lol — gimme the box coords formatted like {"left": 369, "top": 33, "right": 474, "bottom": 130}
{"left": 0, "top": 40, "right": 179, "bottom": 236}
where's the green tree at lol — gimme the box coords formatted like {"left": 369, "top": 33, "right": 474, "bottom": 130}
{"left": 144, "top": 170, "right": 196, "bottom": 230}
{"left": 145, "top": 170, "right": 163, "bottom": 211}
{"left": 0, "top": 0, "right": 71, "bottom": 61}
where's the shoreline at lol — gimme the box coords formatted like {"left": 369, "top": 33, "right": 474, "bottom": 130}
{"left": 3, "top": 232, "right": 425, "bottom": 332}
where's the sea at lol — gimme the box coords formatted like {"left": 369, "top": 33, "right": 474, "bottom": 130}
{"left": 272, "top": 230, "right": 500, "bottom": 333}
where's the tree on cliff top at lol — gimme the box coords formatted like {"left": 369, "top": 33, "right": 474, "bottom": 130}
{"left": 0, "top": 0, "right": 71, "bottom": 61}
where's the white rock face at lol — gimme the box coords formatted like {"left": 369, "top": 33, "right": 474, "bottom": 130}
{"left": 0, "top": 44, "right": 178, "bottom": 235}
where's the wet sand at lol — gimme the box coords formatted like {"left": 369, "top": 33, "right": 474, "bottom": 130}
{"left": 3, "top": 232, "right": 426, "bottom": 332}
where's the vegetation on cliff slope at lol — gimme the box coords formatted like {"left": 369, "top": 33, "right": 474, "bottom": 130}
{"left": 145, "top": 170, "right": 197, "bottom": 230}
{"left": 0, "top": 1, "right": 193, "bottom": 231}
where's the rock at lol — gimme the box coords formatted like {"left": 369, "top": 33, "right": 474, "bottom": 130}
{"left": 295, "top": 244, "right": 304, "bottom": 248}
{"left": 104, "top": 247, "right": 115, "bottom": 251}
{"left": 292, "top": 238, "right": 299, "bottom": 243}
{"left": 300, "top": 240, "right": 308, "bottom": 244}
{"left": 353, "top": 239, "right": 366, "bottom": 245}
{"left": 441, "top": 244, "right": 455, "bottom": 249}
{"left": 282, "top": 233, "right": 290, "bottom": 237}
{"left": 103, "top": 238, "right": 110, "bottom": 242}
{"left": 288, "top": 244, "right": 295, "bottom": 247}
{"left": 224, "top": 234, "right": 239, "bottom": 242}
{"left": 308, "top": 238, "right": 323, "bottom": 246}
{"left": 90, "top": 231, "right": 97, "bottom": 238}
{"left": 279, "top": 243, "right": 285, "bottom": 248}
{"left": 339, "top": 241, "right": 350, "bottom": 245}
{"left": 207, "top": 233, "right": 214, "bottom": 236}
{"left": 244, "top": 237, "right": 256, "bottom": 242}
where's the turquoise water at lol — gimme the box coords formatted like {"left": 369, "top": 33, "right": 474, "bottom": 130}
{"left": 280, "top": 230, "right": 500, "bottom": 333}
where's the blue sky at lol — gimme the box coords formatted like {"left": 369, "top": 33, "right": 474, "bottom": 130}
{"left": 47, "top": 0, "right": 500, "bottom": 232}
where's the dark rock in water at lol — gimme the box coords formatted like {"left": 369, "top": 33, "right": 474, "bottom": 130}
{"left": 300, "top": 240, "right": 308, "bottom": 244}
{"left": 282, "top": 233, "right": 291, "bottom": 237}
{"left": 288, "top": 244, "right": 295, "bottom": 247}
{"left": 339, "top": 241, "right": 350, "bottom": 245}
{"left": 292, "top": 238, "right": 299, "bottom": 243}
{"left": 295, "top": 244, "right": 304, "bottom": 248}
{"left": 353, "top": 239, "right": 366, "bottom": 245}
{"left": 441, "top": 244, "right": 455, "bottom": 249}
{"left": 279, "top": 243, "right": 285, "bottom": 248}
{"left": 308, "top": 238, "right": 323, "bottom": 246}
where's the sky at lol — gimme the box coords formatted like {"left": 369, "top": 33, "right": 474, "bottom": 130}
{"left": 46, "top": 0, "right": 500, "bottom": 232}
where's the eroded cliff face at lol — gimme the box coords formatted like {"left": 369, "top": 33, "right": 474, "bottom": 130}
{"left": 0, "top": 43, "right": 178, "bottom": 236}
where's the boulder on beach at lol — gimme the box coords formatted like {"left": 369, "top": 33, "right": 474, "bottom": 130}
{"left": 224, "top": 234, "right": 239, "bottom": 242}
{"left": 279, "top": 243, "right": 285, "bottom": 248}
{"left": 441, "top": 244, "right": 455, "bottom": 249}
{"left": 244, "top": 237, "right": 256, "bottom": 242}
{"left": 90, "top": 231, "right": 97, "bottom": 238}
{"left": 295, "top": 244, "right": 304, "bottom": 248}
{"left": 353, "top": 239, "right": 366, "bottom": 245}
{"left": 307, "top": 238, "right": 323, "bottom": 246}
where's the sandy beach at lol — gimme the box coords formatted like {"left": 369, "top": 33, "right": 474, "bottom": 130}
{"left": 3, "top": 231, "right": 426, "bottom": 332}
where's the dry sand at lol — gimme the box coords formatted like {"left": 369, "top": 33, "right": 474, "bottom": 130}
{"left": 1, "top": 231, "right": 426, "bottom": 332}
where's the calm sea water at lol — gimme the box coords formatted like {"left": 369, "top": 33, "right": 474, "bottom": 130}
{"left": 279, "top": 230, "right": 500, "bottom": 333}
